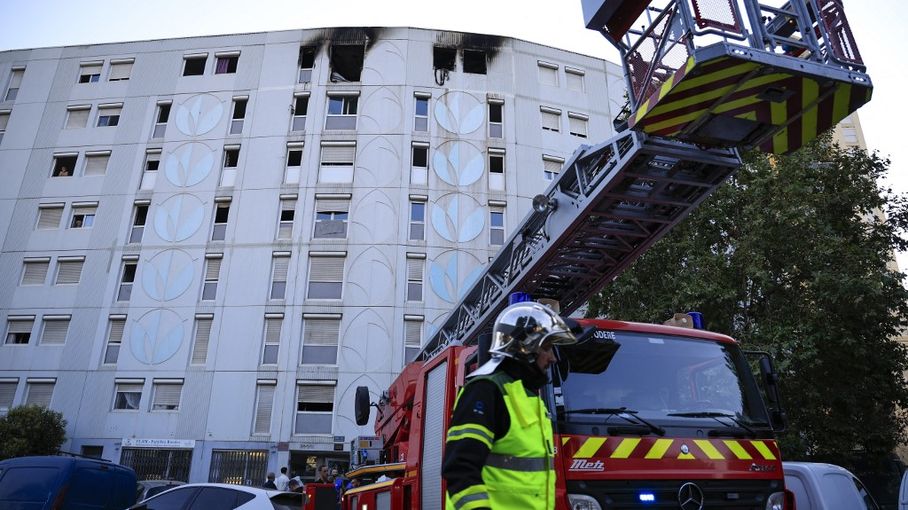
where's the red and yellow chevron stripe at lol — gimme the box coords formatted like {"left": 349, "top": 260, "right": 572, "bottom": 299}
{"left": 561, "top": 435, "right": 780, "bottom": 462}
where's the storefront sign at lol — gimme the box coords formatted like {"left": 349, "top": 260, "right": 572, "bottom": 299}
{"left": 122, "top": 438, "right": 196, "bottom": 449}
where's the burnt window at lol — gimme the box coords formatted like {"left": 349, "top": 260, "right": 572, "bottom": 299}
{"left": 329, "top": 45, "right": 364, "bottom": 82}
{"left": 299, "top": 46, "right": 316, "bottom": 83}
{"left": 433, "top": 46, "right": 456, "bottom": 71}
{"left": 463, "top": 50, "right": 487, "bottom": 74}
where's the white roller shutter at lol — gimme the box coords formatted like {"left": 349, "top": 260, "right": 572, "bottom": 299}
{"left": 109, "top": 61, "right": 133, "bottom": 81}
{"left": 152, "top": 382, "right": 182, "bottom": 410}
{"left": 0, "top": 382, "right": 16, "bottom": 409}
{"left": 304, "top": 319, "right": 340, "bottom": 345}
{"left": 271, "top": 256, "right": 290, "bottom": 282}
{"left": 8, "top": 319, "right": 33, "bottom": 334}
{"left": 320, "top": 144, "right": 355, "bottom": 165}
{"left": 405, "top": 320, "right": 422, "bottom": 347}
{"left": 297, "top": 385, "right": 335, "bottom": 403}
{"left": 540, "top": 109, "right": 560, "bottom": 131}
{"left": 65, "top": 108, "right": 89, "bottom": 128}
{"left": 37, "top": 207, "right": 63, "bottom": 229}
{"left": 55, "top": 260, "right": 83, "bottom": 284}
{"left": 84, "top": 153, "right": 110, "bottom": 175}
{"left": 25, "top": 382, "right": 54, "bottom": 407}
{"left": 22, "top": 261, "right": 49, "bottom": 284}
{"left": 315, "top": 198, "right": 350, "bottom": 213}
{"left": 309, "top": 257, "right": 344, "bottom": 282}
{"left": 407, "top": 258, "right": 423, "bottom": 281}
{"left": 254, "top": 384, "right": 275, "bottom": 434}
{"left": 0, "top": 112, "right": 9, "bottom": 130}
{"left": 421, "top": 361, "right": 448, "bottom": 510}
{"left": 41, "top": 318, "right": 69, "bottom": 344}
{"left": 205, "top": 257, "right": 222, "bottom": 280}
{"left": 264, "top": 317, "right": 283, "bottom": 343}
{"left": 191, "top": 318, "right": 212, "bottom": 365}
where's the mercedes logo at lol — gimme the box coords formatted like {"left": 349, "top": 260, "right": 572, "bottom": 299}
{"left": 678, "top": 482, "right": 705, "bottom": 510}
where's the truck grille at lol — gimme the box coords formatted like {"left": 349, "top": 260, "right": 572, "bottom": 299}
{"left": 566, "top": 479, "right": 783, "bottom": 509}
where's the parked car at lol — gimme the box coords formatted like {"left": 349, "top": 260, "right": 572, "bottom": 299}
{"left": 0, "top": 454, "right": 137, "bottom": 510}
{"left": 784, "top": 461, "right": 880, "bottom": 510}
{"left": 136, "top": 480, "right": 185, "bottom": 503}
{"left": 127, "top": 483, "right": 305, "bottom": 510}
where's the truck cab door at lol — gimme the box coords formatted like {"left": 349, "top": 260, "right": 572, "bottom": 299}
{"left": 899, "top": 469, "right": 908, "bottom": 510}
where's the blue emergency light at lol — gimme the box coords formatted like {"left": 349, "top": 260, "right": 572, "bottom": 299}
{"left": 638, "top": 492, "right": 656, "bottom": 503}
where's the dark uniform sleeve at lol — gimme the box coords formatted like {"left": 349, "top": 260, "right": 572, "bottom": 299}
{"left": 442, "top": 379, "right": 509, "bottom": 510}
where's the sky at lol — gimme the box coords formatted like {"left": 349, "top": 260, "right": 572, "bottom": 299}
{"left": 2, "top": 0, "right": 907, "bottom": 264}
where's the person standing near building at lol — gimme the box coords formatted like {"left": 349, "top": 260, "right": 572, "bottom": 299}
{"left": 442, "top": 301, "right": 577, "bottom": 510}
{"left": 275, "top": 467, "right": 290, "bottom": 491}
{"left": 262, "top": 472, "right": 277, "bottom": 489}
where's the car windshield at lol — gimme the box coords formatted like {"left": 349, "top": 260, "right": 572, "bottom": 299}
{"left": 554, "top": 330, "right": 769, "bottom": 428}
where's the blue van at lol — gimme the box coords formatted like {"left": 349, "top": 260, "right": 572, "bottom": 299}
{"left": 0, "top": 455, "right": 137, "bottom": 510}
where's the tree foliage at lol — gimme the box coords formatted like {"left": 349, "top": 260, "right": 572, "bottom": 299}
{"left": 587, "top": 135, "right": 908, "bottom": 465}
{"left": 0, "top": 405, "right": 67, "bottom": 460}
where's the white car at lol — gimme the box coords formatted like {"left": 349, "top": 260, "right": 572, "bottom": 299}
{"left": 128, "top": 483, "right": 305, "bottom": 510}
{"left": 783, "top": 461, "right": 880, "bottom": 510}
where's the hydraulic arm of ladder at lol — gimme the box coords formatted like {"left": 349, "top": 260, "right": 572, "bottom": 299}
{"left": 419, "top": 131, "right": 741, "bottom": 359}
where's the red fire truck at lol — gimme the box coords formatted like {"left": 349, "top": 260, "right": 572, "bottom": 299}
{"left": 328, "top": 0, "right": 872, "bottom": 508}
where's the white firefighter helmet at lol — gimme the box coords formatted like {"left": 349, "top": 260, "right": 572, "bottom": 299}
{"left": 488, "top": 301, "right": 577, "bottom": 361}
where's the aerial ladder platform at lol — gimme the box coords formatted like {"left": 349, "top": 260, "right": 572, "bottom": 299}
{"left": 418, "top": 0, "right": 871, "bottom": 360}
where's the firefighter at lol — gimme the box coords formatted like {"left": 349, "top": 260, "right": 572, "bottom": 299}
{"left": 442, "top": 301, "right": 577, "bottom": 510}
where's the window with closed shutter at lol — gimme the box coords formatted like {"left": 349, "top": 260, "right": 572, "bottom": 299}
{"left": 21, "top": 260, "right": 49, "bottom": 285}
{"left": 301, "top": 318, "right": 340, "bottom": 364}
{"left": 109, "top": 60, "right": 133, "bottom": 81}
{"left": 320, "top": 144, "right": 355, "bottom": 165}
{"left": 253, "top": 384, "right": 275, "bottom": 434}
{"left": 0, "top": 381, "right": 16, "bottom": 410}
{"left": 84, "top": 153, "right": 110, "bottom": 176}
{"left": 308, "top": 256, "right": 344, "bottom": 299}
{"left": 540, "top": 108, "right": 561, "bottom": 132}
{"left": 406, "top": 257, "right": 424, "bottom": 302}
{"left": 104, "top": 318, "right": 125, "bottom": 365}
{"left": 566, "top": 68, "right": 585, "bottom": 91}
{"left": 65, "top": 107, "right": 90, "bottom": 129}
{"left": 152, "top": 382, "right": 182, "bottom": 411}
{"left": 26, "top": 382, "right": 54, "bottom": 407}
{"left": 405, "top": 319, "right": 422, "bottom": 363}
{"left": 41, "top": 318, "right": 69, "bottom": 345}
{"left": 55, "top": 260, "right": 83, "bottom": 285}
{"left": 295, "top": 384, "right": 335, "bottom": 434}
{"left": 538, "top": 62, "right": 559, "bottom": 86}
{"left": 191, "top": 317, "right": 212, "bottom": 365}
{"left": 37, "top": 206, "right": 63, "bottom": 230}
{"left": 270, "top": 256, "right": 290, "bottom": 300}
{"left": 262, "top": 317, "right": 282, "bottom": 364}
{"left": 202, "top": 256, "right": 221, "bottom": 301}
{"left": 543, "top": 156, "right": 563, "bottom": 181}
{"left": 569, "top": 113, "right": 588, "bottom": 138}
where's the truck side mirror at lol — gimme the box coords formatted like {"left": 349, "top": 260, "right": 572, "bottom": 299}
{"left": 747, "top": 350, "right": 788, "bottom": 432}
{"left": 355, "top": 386, "right": 371, "bottom": 426}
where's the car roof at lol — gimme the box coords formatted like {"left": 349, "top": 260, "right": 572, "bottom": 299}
{"left": 0, "top": 456, "right": 116, "bottom": 468}
{"left": 152, "top": 483, "right": 298, "bottom": 496}
{"left": 783, "top": 461, "right": 855, "bottom": 476}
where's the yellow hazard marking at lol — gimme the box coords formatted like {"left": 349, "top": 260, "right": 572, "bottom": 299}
{"left": 723, "top": 440, "right": 753, "bottom": 460}
{"left": 752, "top": 441, "right": 777, "bottom": 460}
{"left": 801, "top": 78, "right": 820, "bottom": 148}
{"left": 611, "top": 438, "right": 641, "bottom": 459}
{"left": 678, "top": 452, "right": 696, "bottom": 460}
{"left": 832, "top": 84, "right": 852, "bottom": 126}
{"left": 562, "top": 437, "right": 571, "bottom": 446}
{"left": 649, "top": 72, "right": 790, "bottom": 120}
{"left": 770, "top": 98, "right": 788, "bottom": 154}
{"left": 644, "top": 439, "right": 673, "bottom": 459}
{"left": 573, "top": 437, "right": 607, "bottom": 459}
{"left": 734, "top": 111, "right": 758, "bottom": 121}
{"left": 693, "top": 440, "right": 724, "bottom": 460}
{"left": 671, "top": 62, "right": 758, "bottom": 94}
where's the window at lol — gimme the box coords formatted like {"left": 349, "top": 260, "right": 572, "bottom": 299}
{"left": 25, "top": 380, "right": 54, "bottom": 407}
{"left": 5, "top": 67, "right": 24, "bottom": 101}
{"left": 65, "top": 105, "right": 90, "bottom": 129}
{"left": 298, "top": 46, "right": 316, "bottom": 83}
{"left": 463, "top": 49, "right": 487, "bottom": 74}
{"left": 212, "top": 200, "right": 230, "bottom": 240}
{"left": 329, "top": 44, "right": 364, "bottom": 82}
{"left": 540, "top": 106, "right": 561, "bottom": 132}
{"left": 277, "top": 197, "right": 296, "bottom": 240}
{"left": 0, "top": 109, "right": 7, "bottom": 144}
{"left": 301, "top": 315, "right": 340, "bottom": 364}
{"left": 566, "top": 67, "right": 585, "bottom": 92}
{"left": 215, "top": 53, "right": 239, "bottom": 74}
{"left": 182, "top": 54, "right": 207, "bottom": 76}
{"left": 253, "top": 382, "right": 276, "bottom": 434}
{"left": 433, "top": 46, "right": 456, "bottom": 71}
{"left": 40, "top": 316, "right": 70, "bottom": 345}
{"left": 151, "top": 380, "right": 182, "bottom": 411}
{"left": 489, "top": 149, "right": 505, "bottom": 190}
{"left": 410, "top": 142, "right": 429, "bottom": 185}
{"left": 404, "top": 317, "right": 422, "bottom": 363}
{"left": 117, "top": 257, "right": 138, "bottom": 301}
{"left": 319, "top": 142, "right": 355, "bottom": 183}
{"left": 409, "top": 200, "right": 426, "bottom": 241}
{"left": 325, "top": 94, "right": 358, "bottom": 130}
{"left": 36, "top": 204, "right": 64, "bottom": 230}
{"left": 55, "top": 257, "right": 84, "bottom": 285}
{"left": 202, "top": 254, "right": 222, "bottom": 301}
{"left": 191, "top": 315, "right": 213, "bottom": 365}
{"left": 285, "top": 142, "right": 303, "bottom": 184}
{"left": 269, "top": 253, "right": 290, "bottom": 300}
{"left": 140, "top": 149, "right": 160, "bottom": 190}
{"left": 229, "top": 97, "right": 247, "bottom": 134}
{"left": 108, "top": 59, "right": 134, "bottom": 81}
{"left": 129, "top": 202, "right": 149, "bottom": 243}
{"left": 314, "top": 196, "right": 350, "bottom": 239}
{"left": 538, "top": 61, "right": 559, "bottom": 86}
{"left": 78, "top": 62, "right": 102, "bottom": 83}
{"left": 543, "top": 155, "right": 563, "bottom": 181}
{"left": 295, "top": 383, "right": 335, "bottom": 434}
{"left": 221, "top": 146, "right": 239, "bottom": 186}
{"left": 0, "top": 380, "right": 16, "bottom": 413}
{"left": 83, "top": 151, "right": 110, "bottom": 176}
{"left": 414, "top": 94, "right": 429, "bottom": 131}
{"left": 291, "top": 93, "right": 309, "bottom": 131}
{"left": 96, "top": 104, "right": 121, "bottom": 127}
{"left": 70, "top": 204, "right": 96, "bottom": 229}
{"left": 152, "top": 102, "right": 171, "bottom": 138}
{"left": 406, "top": 255, "right": 424, "bottom": 302}
{"left": 569, "top": 112, "right": 589, "bottom": 138}
{"left": 113, "top": 380, "right": 143, "bottom": 410}
{"left": 52, "top": 154, "right": 77, "bottom": 177}
{"left": 21, "top": 258, "right": 49, "bottom": 285}
{"left": 490, "top": 208, "right": 505, "bottom": 245}
{"left": 307, "top": 253, "right": 344, "bottom": 300}
{"left": 5, "top": 317, "right": 33, "bottom": 345}
{"left": 103, "top": 316, "right": 125, "bottom": 365}
{"left": 488, "top": 100, "right": 503, "bottom": 138}
{"left": 261, "top": 315, "right": 282, "bottom": 365}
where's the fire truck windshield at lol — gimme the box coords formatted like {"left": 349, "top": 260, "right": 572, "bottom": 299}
{"left": 554, "top": 331, "right": 770, "bottom": 430}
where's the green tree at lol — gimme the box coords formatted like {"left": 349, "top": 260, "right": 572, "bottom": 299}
{"left": 0, "top": 405, "right": 67, "bottom": 460}
{"left": 587, "top": 135, "right": 908, "bottom": 466}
